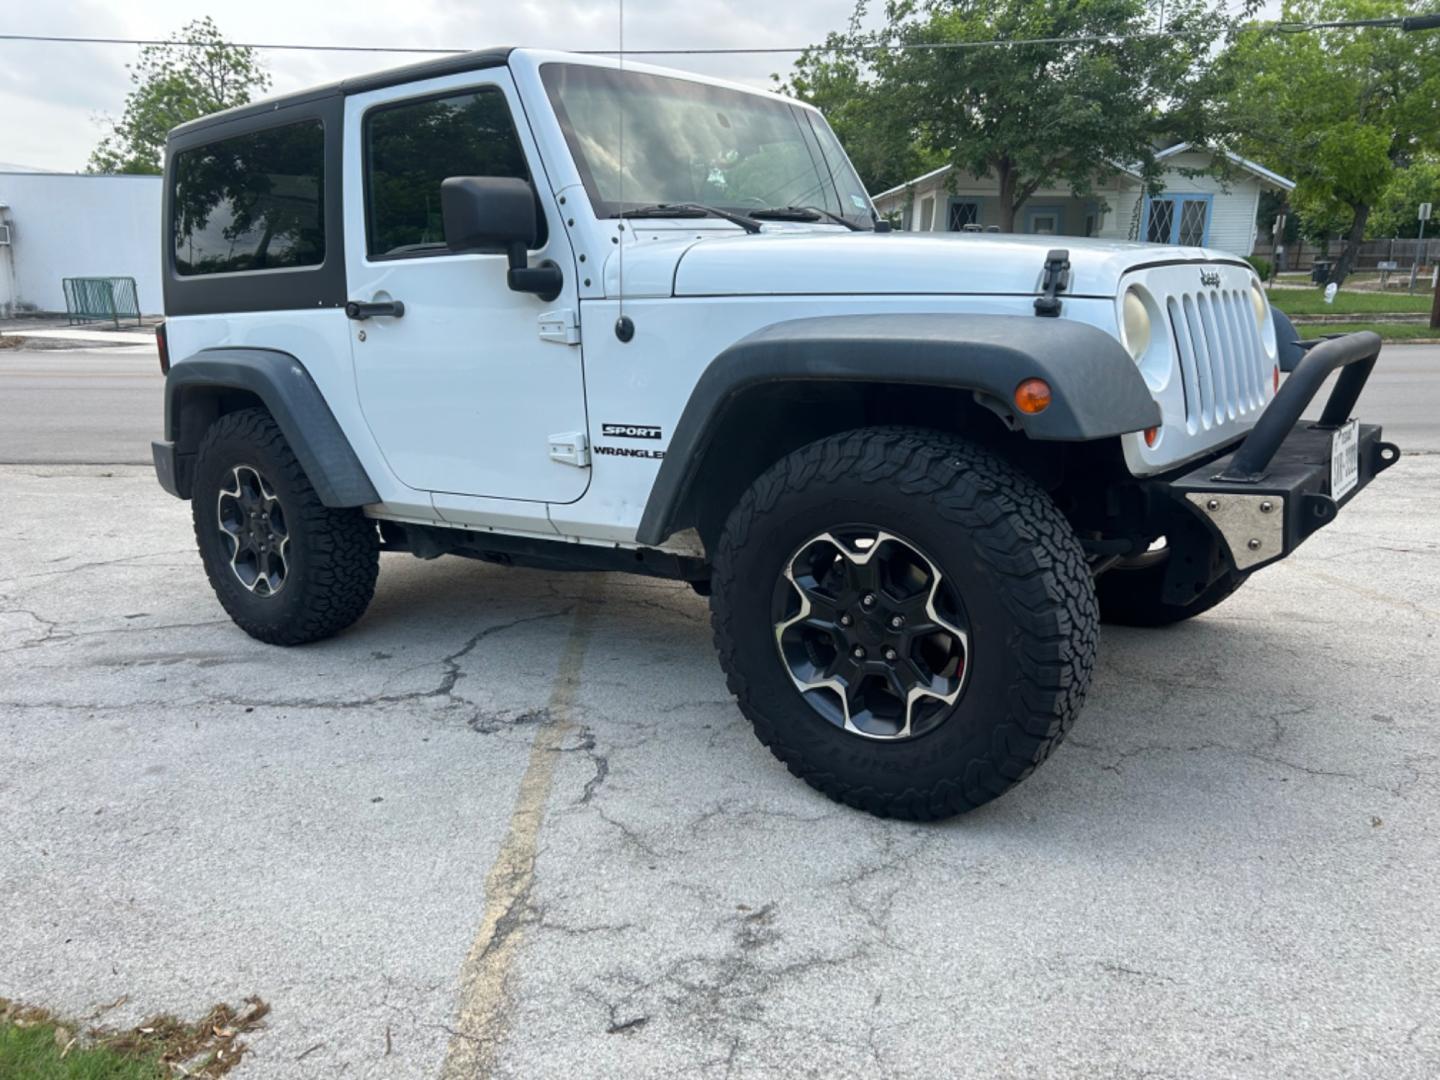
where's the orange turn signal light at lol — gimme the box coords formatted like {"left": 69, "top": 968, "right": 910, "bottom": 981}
{"left": 1014, "top": 378, "right": 1052, "bottom": 415}
{"left": 1144, "top": 426, "right": 1160, "bottom": 447}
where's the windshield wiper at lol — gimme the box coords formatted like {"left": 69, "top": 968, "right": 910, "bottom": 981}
{"left": 616, "top": 203, "right": 762, "bottom": 234}
{"left": 749, "top": 205, "right": 863, "bottom": 231}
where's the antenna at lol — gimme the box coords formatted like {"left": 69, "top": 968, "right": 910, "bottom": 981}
{"left": 614, "top": 0, "right": 634, "bottom": 343}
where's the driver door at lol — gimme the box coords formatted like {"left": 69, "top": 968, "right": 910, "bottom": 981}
{"left": 342, "top": 70, "right": 588, "bottom": 504}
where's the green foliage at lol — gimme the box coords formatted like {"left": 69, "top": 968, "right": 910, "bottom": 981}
{"left": 1223, "top": 0, "right": 1440, "bottom": 281}
{"left": 780, "top": 0, "right": 1243, "bottom": 228}
{"left": 1369, "top": 159, "right": 1440, "bottom": 238}
{"left": 89, "top": 17, "right": 271, "bottom": 175}
{"left": 1245, "top": 254, "right": 1273, "bottom": 278}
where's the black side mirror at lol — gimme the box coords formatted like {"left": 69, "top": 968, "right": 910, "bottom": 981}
{"left": 440, "top": 176, "right": 562, "bottom": 302}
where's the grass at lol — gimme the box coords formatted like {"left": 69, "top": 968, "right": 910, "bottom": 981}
{"left": 1296, "top": 320, "right": 1439, "bottom": 342}
{"left": 0, "top": 998, "right": 268, "bottom": 1079}
{"left": 1268, "top": 289, "right": 1436, "bottom": 316}
{"left": 0, "top": 1020, "right": 163, "bottom": 1079}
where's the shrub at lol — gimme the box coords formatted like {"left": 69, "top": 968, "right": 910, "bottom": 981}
{"left": 1245, "top": 255, "right": 1273, "bottom": 280}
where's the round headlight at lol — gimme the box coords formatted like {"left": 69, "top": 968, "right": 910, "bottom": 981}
{"left": 1122, "top": 288, "right": 1151, "bottom": 361}
{"left": 1250, "top": 281, "right": 1268, "bottom": 328}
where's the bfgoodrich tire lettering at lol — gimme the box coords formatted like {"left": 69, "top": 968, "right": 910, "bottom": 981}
{"left": 710, "top": 426, "right": 1099, "bottom": 820}
{"left": 193, "top": 408, "right": 379, "bottom": 645}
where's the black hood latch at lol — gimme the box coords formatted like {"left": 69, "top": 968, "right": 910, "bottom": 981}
{"left": 1034, "top": 249, "right": 1071, "bottom": 318}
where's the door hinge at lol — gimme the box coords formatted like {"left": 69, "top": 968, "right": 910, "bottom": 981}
{"left": 548, "top": 431, "right": 590, "bottom": 468}
{"left": 538, "top": 308, "right": 581, "bottom": 345}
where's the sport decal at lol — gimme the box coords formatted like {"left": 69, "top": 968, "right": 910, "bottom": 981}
{"left": 601, "top": 423, "right": 663, "bottom": 440}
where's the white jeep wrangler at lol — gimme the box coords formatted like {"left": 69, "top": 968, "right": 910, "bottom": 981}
{"left": 152, "top": 48, "right": 1398, "bottom": 819}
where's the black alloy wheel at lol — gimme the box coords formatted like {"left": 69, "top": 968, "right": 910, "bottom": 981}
{"left": 216, "top": 464, "right": 290, "bottom": 597}
{"left": 772, "top": 527, "right": 969, "bottom": 740}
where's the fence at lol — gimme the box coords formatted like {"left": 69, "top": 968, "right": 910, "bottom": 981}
{"left": 61, "top": 276, "right": 143, "bottom": 329}
{"left": 1253, "top": 237, "right": 1440, "bottom": 273}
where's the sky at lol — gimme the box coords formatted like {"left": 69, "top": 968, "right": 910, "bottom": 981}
{"left": 0, "top": 0, "right": 875, "bottom": 173}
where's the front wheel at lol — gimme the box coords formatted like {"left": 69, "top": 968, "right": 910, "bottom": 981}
{"left": 192, "top": 408, "right": 379, "bottom": 645}
{"left": 709, "top": 427, "right": 1099, "bottom": 820}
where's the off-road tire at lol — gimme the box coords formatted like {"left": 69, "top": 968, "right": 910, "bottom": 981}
{"left": 193, "top": 408, "right": 379, "bottom": 645}
{"left": 710, "top": 426, "right": 1099, "bottom": 820}
{"left": 1097, "top": 558, "right": 1245, "bottom": 627}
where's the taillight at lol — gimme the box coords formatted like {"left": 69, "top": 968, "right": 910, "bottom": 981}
{"left": 1272, "top": 364, "right": 1280, "bottom": 394}
{"left": 156, "top": 321, "right": 169, "bottom": 374}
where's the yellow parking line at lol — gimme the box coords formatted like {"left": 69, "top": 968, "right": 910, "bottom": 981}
{"left": 440, "top": 586, "right": 601, "bottom": 1079}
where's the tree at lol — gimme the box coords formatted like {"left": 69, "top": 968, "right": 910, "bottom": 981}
{"left": 782, "top": 0, "right": 1243, "bottom": 232}
{"left": 1368, "top": 159, "right": 1440, "bottom": 238}
{"left": 777, "top": 14, "right": 944, "bottom": 195}
{"left": 1223, "top": 0, "right": 1440, "bottom": 284}
{"left": 89, "top": 18, "right": 271, "bottom": 175}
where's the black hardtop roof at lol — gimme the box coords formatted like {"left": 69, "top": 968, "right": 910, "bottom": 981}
{"left": 168, "top": 47, "right": 515, "bottom": 139}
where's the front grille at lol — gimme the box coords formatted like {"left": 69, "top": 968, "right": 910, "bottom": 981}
{"left": 1165, "top": 289, "right": 1268, "bottom": 432}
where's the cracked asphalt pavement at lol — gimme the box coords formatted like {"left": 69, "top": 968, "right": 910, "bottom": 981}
{"left": 2, "top": 346, "right": 1439, "bottom": 1078}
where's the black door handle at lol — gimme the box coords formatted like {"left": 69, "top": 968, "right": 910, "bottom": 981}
{"left": 346, "top": 300, "right": 405, "bottom": 320}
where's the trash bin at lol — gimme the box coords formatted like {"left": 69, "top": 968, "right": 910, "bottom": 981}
{"left": 1311, "top": 260, "right": 1332, "bottom": 284}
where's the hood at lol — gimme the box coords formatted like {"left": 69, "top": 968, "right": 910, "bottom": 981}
{"left": 600, "top": 226, "right": 1249, "bottom": 300}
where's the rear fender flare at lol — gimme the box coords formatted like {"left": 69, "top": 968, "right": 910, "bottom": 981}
{"left": 163, "top": 347, "right": 379, "bottom": 507}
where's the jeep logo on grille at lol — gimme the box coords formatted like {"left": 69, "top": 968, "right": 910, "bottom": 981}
{"left": 1199, "top": 269, "right": 1222, "bottom": 288}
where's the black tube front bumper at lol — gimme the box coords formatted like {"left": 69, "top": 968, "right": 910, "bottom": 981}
{"left": 1159, "top": 331, "right": 1399, "bottom": 576}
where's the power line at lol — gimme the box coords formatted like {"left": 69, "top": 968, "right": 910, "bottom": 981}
{"left": 0, "top": 30, "right": 1217, "bottom": 56}
{"left": 1278, "top": 13, "right": 1440, "bottom": 33}
{"left": 0, "top": 14, "right": 1435, "bottom": 59}
{"left": 0, "top": 33, "right": 456, "bottom": 54}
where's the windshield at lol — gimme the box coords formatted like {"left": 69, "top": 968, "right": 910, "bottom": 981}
{"left": 541, "top": 63, "right": 874, "bottom": 229}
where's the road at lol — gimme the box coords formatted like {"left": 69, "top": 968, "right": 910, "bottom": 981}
{"left": 1, "top": 343, "right": 1436, "bottom": 465}
{"left": 0, "top": 347, "right": 160, "bottom": 464}
{"left": 2, "top": 342, "right": 1439, "bottom": 1079}
{"left": 1300, "top": 344, "right": 1440, "bottom": 452}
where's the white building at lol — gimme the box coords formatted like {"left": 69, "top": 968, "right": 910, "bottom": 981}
{"left": 0, "top": 169, "right": 163, "bottom": 317}
{"left": 870, "top": 143, "right": 1294, "bottom": 257}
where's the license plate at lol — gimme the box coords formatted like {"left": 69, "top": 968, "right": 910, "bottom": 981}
{"left": 1330, "top": 419, "right": 1360, "bottom": 501}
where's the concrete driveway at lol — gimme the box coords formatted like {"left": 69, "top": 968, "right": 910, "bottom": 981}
{"left": 2, "top": 344, "right": 1438, "bottom": 1078}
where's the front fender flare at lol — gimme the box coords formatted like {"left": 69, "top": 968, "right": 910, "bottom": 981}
{"left": 635, "top": 313, "right": 1159, "bottom": 546}
{"left": 162, "top": 347, "right": 379, "bottom": 507}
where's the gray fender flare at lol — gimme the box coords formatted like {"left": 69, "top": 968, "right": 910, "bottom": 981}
{"left": 163, "top": 347, "right": 380, "bottom": 507}
{"left": 635, "top": 313, "right": 1160, "bottom": 546}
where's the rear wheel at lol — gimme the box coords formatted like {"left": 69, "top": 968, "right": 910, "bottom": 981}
{"left": 192, "top": 408, "right": 379, "bottom": 645}
{"left": 709, "top": 427, "right": 1098, "bottom": 820}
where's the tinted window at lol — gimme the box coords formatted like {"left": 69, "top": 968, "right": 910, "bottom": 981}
{"left": 172, "top": 120, "right": 325, "bottom": 276}
{"left": 365, "top": 88, "right": 537, "bottom": 258}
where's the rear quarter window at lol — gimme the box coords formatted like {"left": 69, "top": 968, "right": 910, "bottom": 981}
{"left": 171, "top": 120, "right": 326, "bottom": 276}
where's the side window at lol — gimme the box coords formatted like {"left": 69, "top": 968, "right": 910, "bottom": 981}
{"left": 947, "top": 201, "right": 980, "bottom": 231}
{"left": 365, "top": 87, "right": 542, "bottom": 258}
{"left": 171, "top": 120, "right": 325, "bottom": 276}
